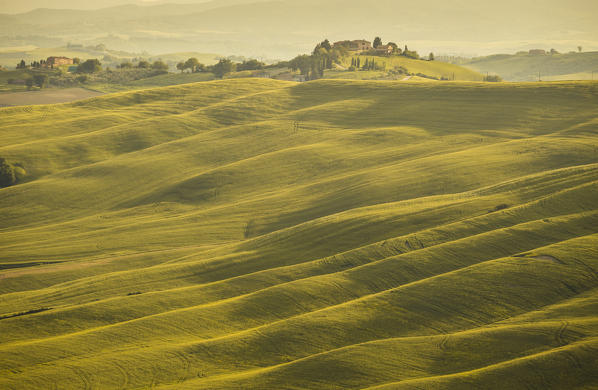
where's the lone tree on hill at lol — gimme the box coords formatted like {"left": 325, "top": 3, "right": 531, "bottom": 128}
{"left": 373, "top": 37, "right": 382, "bottom": 48}
{"left": 578, "top": 46, "right": 583, "bottom": 53}
{"left": 0, "top": 158, "right": 16, "bottom": 187}
{"left": 428, "top": 52, "right": 435, "bottom": 61}
{"left": 16, "top": 59, "right": 26, "bottom": 69}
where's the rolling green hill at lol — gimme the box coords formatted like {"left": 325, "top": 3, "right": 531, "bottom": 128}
{"left": 335, "top": 55, "right": 484, "bottom": 81}
{"left": 463, "top": 51, "right": 598, "bottom": 81}
{"left": 1, "top": 79, "right": 598, "bottom": 389}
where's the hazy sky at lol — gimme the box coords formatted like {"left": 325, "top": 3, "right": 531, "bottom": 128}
{"left": 0, "top": 0, "right": 210, "bottom": 14}
{"left": 1, "top": 0, "right": 596, "bottom": 58}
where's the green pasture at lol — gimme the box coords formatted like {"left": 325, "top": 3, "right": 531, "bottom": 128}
{"left": 0, "top": 79, "right": 597, "bottom": 389}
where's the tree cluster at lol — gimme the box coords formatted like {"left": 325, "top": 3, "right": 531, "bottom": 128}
{"left": 210, "top": 59, "right": 236, "bottom": 78}
{"left": 287, "top": 39, "right": 347, "bottom": 80}
{"left": 237, "top": 59, "right": 265, "bottom": 71}
{"left": 118, "top": 60, "right": 168, "bottom": 72}
{"left": 16, "top": 59, "right": 49, "bottom": 69}
{"left": 402, "top": 45, "right": 419, "bottom": 59}
{"left": 77, "top": 59, "right": 102, "bottom": 73}
{"left": 176, "top": 58, "right": 206, "bottom": 73}
{"left": 350, "top": 57, "right": 385, "bottom": 71}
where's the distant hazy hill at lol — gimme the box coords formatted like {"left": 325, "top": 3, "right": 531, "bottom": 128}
{"left": 1, "top": 0, "right": 597, "bottom": 59}
{"left": 463, "top": 51, "right": 598, "bottom": 81}
{"left": 0, "top": 0, "right": 253, "bottom": 14}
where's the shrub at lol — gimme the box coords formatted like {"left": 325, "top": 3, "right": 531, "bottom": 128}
{"left": 0, "top": 158, "right": 16, "bottom": 187}
{"left": 484, "top": 75, "right": 503, "bottom": 82}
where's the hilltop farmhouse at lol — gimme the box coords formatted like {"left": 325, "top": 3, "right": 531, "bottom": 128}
{"left": 45, "top": 56, "right": 74, "bottom": 68}
{"left": 333, "top": 40, "right": 372, "bottom": 52}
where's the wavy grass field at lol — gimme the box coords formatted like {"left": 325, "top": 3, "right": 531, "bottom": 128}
{"left": 1, "top": 78, "right": 598, "bottom": 389}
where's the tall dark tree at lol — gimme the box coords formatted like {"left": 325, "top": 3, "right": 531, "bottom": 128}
{"left": 373, "top": 37, "right": 382, "bottom": 48}
{"left": 428, "top": 52, "right": 435, "bottom": 61}
{"left": 17, "top": 59, "right": 26, "bottom": 69}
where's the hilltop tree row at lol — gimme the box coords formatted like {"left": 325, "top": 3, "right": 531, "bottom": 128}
{"left": 174, "top": 57, "right": 265, "bottom": 78}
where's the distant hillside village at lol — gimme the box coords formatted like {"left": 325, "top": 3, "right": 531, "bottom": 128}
{"left": 282, "top": 38, "right": 428, "bottom": 80}
{"left": 16, "top": 56, "right": 77, "bottom": 70}
{"left": 3, "top": 37, "right": 446, "bottom": 90}
{"left": 332, "top": 39, "right": 415, "bottom": 57}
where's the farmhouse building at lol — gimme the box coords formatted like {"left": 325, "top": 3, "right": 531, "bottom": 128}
{"left": 45, "top": 56, "right": 74, "bottom": 68}
{"left": 333, "top": 40, "right": 372, "bottom": 52}
{"left": 375, "top": 45, "right": 394, "bottom": 55}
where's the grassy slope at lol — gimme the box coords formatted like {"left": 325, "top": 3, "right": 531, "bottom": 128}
{"left": 0, "top": 79, "right": 598, "bottom": 389}
{"left": 464, "top": 51, "right": 598, "bottom": 81}
{"left": 337, "top": 55, "right": 484, "bottom": 81}
{"left": 87, "top": 72, "right": 216, "bottom": 93}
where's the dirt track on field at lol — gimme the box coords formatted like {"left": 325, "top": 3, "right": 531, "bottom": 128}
{"left": 0, "top": 87, "right": 103, "bottom": 107}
